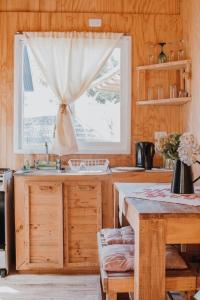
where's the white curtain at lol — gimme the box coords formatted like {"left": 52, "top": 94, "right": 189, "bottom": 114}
{"left": 24, "top": 32, "right": 123, "bottom": 155}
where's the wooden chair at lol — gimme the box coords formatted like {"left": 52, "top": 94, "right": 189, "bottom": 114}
{"left": 97, "top": 232, "right": 196, "bottom": 300}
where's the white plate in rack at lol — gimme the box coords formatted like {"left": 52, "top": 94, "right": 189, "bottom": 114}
{"left": 112, "top": 167, "right": 145, "bottom": 172}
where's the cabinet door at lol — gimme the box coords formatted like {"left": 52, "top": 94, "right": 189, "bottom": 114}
{"left": 23, "top": 181, "right": 63, "bottom": 270}
{"left": 64, "top": 181, "right": 102, "bottom": 270}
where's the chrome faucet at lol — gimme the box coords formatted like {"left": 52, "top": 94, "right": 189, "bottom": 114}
{"left": 44, "top": 141, "right": 49, "bottom": 164}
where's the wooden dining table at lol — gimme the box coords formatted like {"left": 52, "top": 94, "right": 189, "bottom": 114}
{"left": 113, "top": 182, "right": 200, "bottom": 300}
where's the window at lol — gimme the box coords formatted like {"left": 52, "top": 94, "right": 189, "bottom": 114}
{"left": 14, "top": 35, "right": 131, "bottom": 154}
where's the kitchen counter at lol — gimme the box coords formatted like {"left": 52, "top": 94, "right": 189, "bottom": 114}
{"left": 14, "top": 168, "right": 112, "bottom": 176}
{"left": 14, "top": 167, "right": 173, "bottom": 176}
{"left": 111, "top": 167, "right": 172, "bottom": 173}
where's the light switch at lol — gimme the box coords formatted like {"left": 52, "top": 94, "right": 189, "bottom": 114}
{"left": 88, "top": 18, "right": 102, "bottom": 27}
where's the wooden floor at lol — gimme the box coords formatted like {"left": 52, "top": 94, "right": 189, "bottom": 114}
{"left": 0, "top": 274, "right": 102, "bottom": 300}
{"left": 0, "top": 274, "right": 185, "bottom": 300}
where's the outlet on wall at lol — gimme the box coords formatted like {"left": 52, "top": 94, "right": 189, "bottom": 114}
{"left": 154, "top": 131, "right": 167, "bottom": 140}
{"left": 88, "top": 18, "right": 102, "bottom": 27}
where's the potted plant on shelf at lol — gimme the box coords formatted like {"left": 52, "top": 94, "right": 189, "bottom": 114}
{"left": 155, "top": 132, "right": 200, "bottom": 194}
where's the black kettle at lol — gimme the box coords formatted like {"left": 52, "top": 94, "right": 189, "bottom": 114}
{"left": 136, "top": 142, "right": 155, "bottom": 170}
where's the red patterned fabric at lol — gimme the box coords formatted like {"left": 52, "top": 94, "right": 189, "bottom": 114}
{"left": 133, "top": 187, "right": 200, "bottom": 200}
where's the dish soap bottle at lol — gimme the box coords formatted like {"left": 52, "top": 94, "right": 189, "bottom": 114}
{"left": 24, "top": 160, "right": 30, "bottom": 170}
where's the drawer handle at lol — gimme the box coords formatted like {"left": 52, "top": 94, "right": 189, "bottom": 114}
{"left": 78, "top": 185, "right": 95, "bottom": 191}
{"left": 39, "top": 186, "right": 53, "bottom": 191}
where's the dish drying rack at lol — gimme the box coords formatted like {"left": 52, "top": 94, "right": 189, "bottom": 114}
{"left": 68, "top": 159, "right": 109, "bottom": 172}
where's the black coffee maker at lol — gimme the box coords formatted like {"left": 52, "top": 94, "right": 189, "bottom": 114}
{"left": 136, "top": 142, "right": 155, "bottom": 170}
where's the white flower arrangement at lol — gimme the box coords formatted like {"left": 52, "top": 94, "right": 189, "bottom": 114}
{"left": 178, "top": 133, "right": 200, "bottom": 166}
{"left": 155, "top": 132, "right": 200, "bottom": 166}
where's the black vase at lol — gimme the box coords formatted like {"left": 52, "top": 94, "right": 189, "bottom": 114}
{"left": 171, "top": 159, "right": 194, "bottom": 194}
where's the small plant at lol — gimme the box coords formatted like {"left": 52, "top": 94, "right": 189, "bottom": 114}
{"left": 155, "top": 132, "right": 200, "bottom": 166}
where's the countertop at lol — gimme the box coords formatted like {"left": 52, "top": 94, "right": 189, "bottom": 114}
{"left": 14, "top": 167, "right": 173, "bottom": 176}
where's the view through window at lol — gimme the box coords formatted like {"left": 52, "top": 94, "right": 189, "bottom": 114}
{"left": 23, "top": 46, "right": 120, "bottom": 148}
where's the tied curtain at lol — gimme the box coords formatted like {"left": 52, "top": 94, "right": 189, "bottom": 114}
{"left": 24, "top": 32, "right": 123, "bottom": 155}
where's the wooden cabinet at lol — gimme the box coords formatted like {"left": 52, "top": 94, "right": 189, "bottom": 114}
{"left": 14, "top": 171, "right": 172, "bottom": 273}
{"left": 63, "top": 182, "right": 102, "bottom": 270}
{"left": 15, "top": 176, "right": 103, "bottom": 272}
{"left": 20, "top": 181, "right": 63, "bottom": 270}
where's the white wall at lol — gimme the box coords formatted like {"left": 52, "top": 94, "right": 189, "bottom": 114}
{"left": 181, "top": 0, "right": 200, "bottom": 176}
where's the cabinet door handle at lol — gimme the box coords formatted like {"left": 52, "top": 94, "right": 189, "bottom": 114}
{"left": 39, "top": 186, "right": 53, "bottom": 191}
{"left": 78, "top": 185, "right": 95, "bottom": 191}
{"left": 78, "top": 185, "right": 88, "bottom": 191}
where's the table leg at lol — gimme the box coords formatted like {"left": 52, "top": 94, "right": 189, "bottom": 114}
{"left": 134, "top": 217, "right": 166, "bottom": 300}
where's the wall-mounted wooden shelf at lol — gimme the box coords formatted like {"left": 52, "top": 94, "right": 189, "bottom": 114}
{"left": 136, "top": 60, "right": 192, "bottom": 71}
{"left": 136, "top": 97, "right": 191, "bottom": 106}
{"left": 136, "top": 59, "right": 192, "bottom": 105}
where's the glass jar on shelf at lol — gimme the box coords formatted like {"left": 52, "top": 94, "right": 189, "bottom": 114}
{"left": 147, "top": 87, "right": 154, "bottom": 100}
{"left": 169, "top": 85, "right": 173, "bottom": 98}
{"left": 177, "top": 40, "right": 185, "bottom": 60}
{"left": 157, "top": 86, "right": 164, "bottom": 99}
{"left": 178, "top": 49, "right": 185, "bottom": 60}
{"left": 147, "top": 43, "right": 156, "bottom": 65}
{"left": 169, "top": 50, "right": 175, "bottom": 62}
{"left": 172, "top": 85, "right": 177, "bottom": 98}
{"left": 169, "top": 84, "right": 177, "bottom": 98}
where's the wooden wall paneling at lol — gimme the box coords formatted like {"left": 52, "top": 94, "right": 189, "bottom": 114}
{"left": 5, "top": 12, "right": 41, "bottom": 168}
{"left": 0, "top": 0, "right": 6, "bottom": 11}
{"left": 0, "top": 9, "right": 184, "bottom": 169}
{"left": 39, "top": 0, "right": 62, "bottom": 12}
{"left": 16, "top": 12, "right": 38, "bottom": 32}
{"left": 0, "top": 13, "right": 8, "bottom": 168}
{"left": 0, "top": 0, "right": 180, "bottom": 14}
{"left": 50, "top": 12, "right": 63, "bottom": 30}
{"left": 61, "top": 0, "right": 122, "bottom": 14}
{"left": 123, "top": 0, "right": 180, "bottom": 15}
{"left": 181, "top": 0, "right": 191, "bottom": 58}
{"left": 40, "top": 13, "right": 53, "bottom": 31}
{"left": 5, "top": 0, "right": 40, "bottom": 12}
{"left": 61, "top": 0, "right": 180, "bottom": 14}
{"left": 5, "top": 13, "right": 18, "bottom": 168}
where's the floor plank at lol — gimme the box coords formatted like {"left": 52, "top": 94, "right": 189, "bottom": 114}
{"left": 0, "top": 274, "right": 101, "bottom": 300}
{"left": 0, "top": 274, "right": 186, "bottom": 300}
